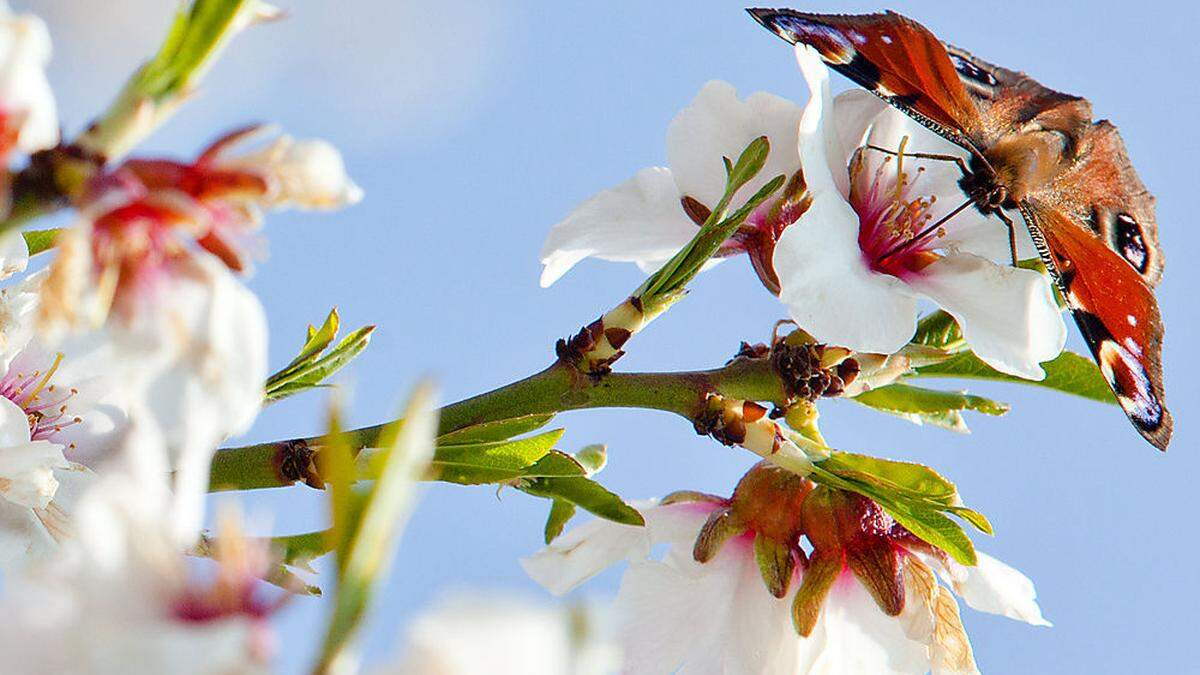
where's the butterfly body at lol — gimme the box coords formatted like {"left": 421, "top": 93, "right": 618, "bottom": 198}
{"left": 749, "top": 8, "right": 1172, "bottom": 449}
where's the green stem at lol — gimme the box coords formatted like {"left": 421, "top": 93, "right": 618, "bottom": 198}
{"left": 210, "top": 357, "right": 787, "bottom": 492}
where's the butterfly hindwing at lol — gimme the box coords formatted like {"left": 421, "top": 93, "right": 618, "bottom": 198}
{"left": 1021, "top": 200, "right": 1170, "bottom": 449}
{"left": 747, "top": 8, "right": 983, "bottom": 145}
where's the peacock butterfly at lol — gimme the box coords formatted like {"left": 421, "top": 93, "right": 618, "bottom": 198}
{"left": 748, "top": 8, "right": 1172, "bottom": 449}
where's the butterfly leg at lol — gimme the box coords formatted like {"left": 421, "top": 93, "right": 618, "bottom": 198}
{"left": 863, "top": 144, "right": 970, "bottom": 176}
{"left": 994, "top": 208, "right": 1019, "bottom": 267}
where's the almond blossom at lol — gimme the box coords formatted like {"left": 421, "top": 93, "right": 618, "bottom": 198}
{"left": 538, "top": 80, "right": 805, "bottom": 290}
{"left": 34, "top": 128, "right": 360, "bottom": 537}
{"left": 0, "top": 463, "right": 279, "bottom": 675}
{"left": 773, "top": 46, "right": 1065, "bottom": 379}
{"left": 523, "top": 463, "right": 1048, "bottom": 674}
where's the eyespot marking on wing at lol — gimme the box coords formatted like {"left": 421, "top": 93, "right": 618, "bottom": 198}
{"left": 1114, "top": 213, "right": 1149, "bottom": 274}
{"left": 948, "top": 52, "right": 998, "bottom": 88}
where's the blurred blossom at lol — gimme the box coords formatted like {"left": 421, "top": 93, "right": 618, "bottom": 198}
{"left": 379, "top": 592, "right": 618, "bottom": 675}
{"left": 539, "top": 80, "right": 804, "bottom": 290}
{"left": 523, "top": 465, "right": 1048, "bottom": 675}
{"left": 0, "top": 459, "right": 277, "bottom": 675}
{"left": 0, "top": 1, "right": 58, "bottom": 156}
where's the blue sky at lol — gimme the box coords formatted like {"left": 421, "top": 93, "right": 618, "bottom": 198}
{"left": 33, "top": 0, "right": 1200, "bottom": 672}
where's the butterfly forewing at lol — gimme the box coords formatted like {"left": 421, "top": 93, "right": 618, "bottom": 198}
{"left": 748, "top": 9, "right": 984, "bottom": 145}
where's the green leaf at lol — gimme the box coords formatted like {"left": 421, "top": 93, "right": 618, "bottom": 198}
{"left": 573, "top": 444, "right": 607, "bottom": 474}
{"left": 876, "top": 496, "right": 977, "bottom": 566}
{"left": 316, "top": 382, "right": 438, "bottom": 673}
{"left": 912, "top": 310, "right": 963, "bottom": 349}
{"left": 418, "top": 429, "right": 565, "bottom": 485}
{"left": 265, "top": 309, "right": 375, "bottom": 404}
{"left": 435, "top": 413, "right": 556, "bottom": 444}
{"left": 635, "top": 137, "right": 783, "bottom": 304}
{"left": 913, "top": 350, "right": 1115, "bottom": 404}
{"left": 23, "top": 229, "right": 59, "bottom": 257}
{"left": 292, "top": 308, "right": 341, "bottom": 368}
{"left": 543, "top": 499, "right": 577, "bottom": 544}
{"left": 726, "top": 136, "right": 771, "bottom": 195}
{"left": 945, "top": 506, "right": 994, "bottom": 536}
{"left": 520, "top": 475, "right": 644, "bottom": 527}
{"left": 822, "top": 452, "right": 958, "bottom": 505}
{"left": 853, "top": 383, "right": 1008, "bottom": 432}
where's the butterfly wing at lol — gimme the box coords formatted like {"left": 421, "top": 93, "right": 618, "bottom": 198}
{"left": 747, "top": 8, "right": 984, "bottom": 147}
{"left": 1022, "top": 121, "right": 1169, "bottom": 449}
{"left": 1022, "top": 199, "right": 1170, "bottom": 449}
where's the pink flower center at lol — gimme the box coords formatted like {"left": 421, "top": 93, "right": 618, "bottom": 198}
{"left": 0, "top": 352, "right": 81, "bottom": 444}
{"left": 848, "top": 146, "right": 945, "bottom": 280}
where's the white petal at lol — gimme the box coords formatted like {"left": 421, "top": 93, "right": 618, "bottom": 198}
{"left": 0, "top": 10, "right": 58, "bottom": 153}
{"left": 0, "top": 227, "right": 29, "bottom": 281}
{"left": 775, "top": 191, "right": 918, "bottom": 353}
{"left": 0, "top": 393, "right": 31, "bottom": 446}
{"left": 615, "top": 534, "right": 802, "bottom": 675}
{"left": 666, "top": 80, "right": 803, "bottom": 206}
{"left": 941, "top": 552, "right": 1052, "bottom": 627}
{"left": 0, "top": 439, "right": 68, "bottom": 510}
{"left": 538, "top": 167, "right": 699, "bottom": 287}
{"left": 271, "top": 137, "right": 363, "bottom": 209}
{"left": 830, "top": 89, "right": 886, "bottom": 186}
{"left": 522, "top": 511, "right": 652, "bottom": 596}
{"left": 388, "top": 593, "right": 617, "bottom": 675}
{"left": 804, "top": 575, "right": 931, "bottom": 674}
{"left": 0, "top": 499, "right": 52, "bottom": 570}
{"left": 521, "top": 501, "right": 717, "bottom": 596}
{"left": 794, "top": 45, "right": 845, "bottom": 197}
{"left": 906, "top": 253, "right": 1067, "bottom": 379}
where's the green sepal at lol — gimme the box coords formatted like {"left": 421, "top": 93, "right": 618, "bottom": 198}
{"left": 913, "top": 350, "right": 1115, "bottom": 404}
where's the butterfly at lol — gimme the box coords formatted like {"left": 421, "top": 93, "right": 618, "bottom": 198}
{"left": 748, "top": 8, "right": 1171, "bottom": 450}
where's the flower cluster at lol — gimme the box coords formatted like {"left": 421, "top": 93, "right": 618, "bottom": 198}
{"left": 525, "top": 463, "right": 1048, "bottom": 674}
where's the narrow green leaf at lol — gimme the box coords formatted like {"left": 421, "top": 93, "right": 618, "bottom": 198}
{"left": 945, "top": 506, "right": 994, "bottom": 536}
{"left": 435, "top": 413, "right": 556, "bottom": 444}
{"left": 914, "top": 350, "right": 1115, "bottom": 404}
{"left": 292, "top": 308, "right": 340, "bottom": 367}
{"left": 416, "top": 429, "right": 565, "bottom": 485}
{"left": 544, "top": 499, "right": 577, "bottom": 544}
{"left": 520, "top": 476, "right": 644, "bottom": 527}
{"left": 854, "top": 383, "right": 1009, "bottom": 417}
{"left": 23, "top": 229, "right": 59, "bottom": 257}
{"left": 726, "top": 135, "right": 771, "bottom": 194}
{"left": 316, "top": 382, "right": 438, "bottom": 673}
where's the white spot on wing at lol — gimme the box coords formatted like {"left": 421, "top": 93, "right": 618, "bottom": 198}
{"left": 882, "top": 34, "right": 893, "bottom": 44}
